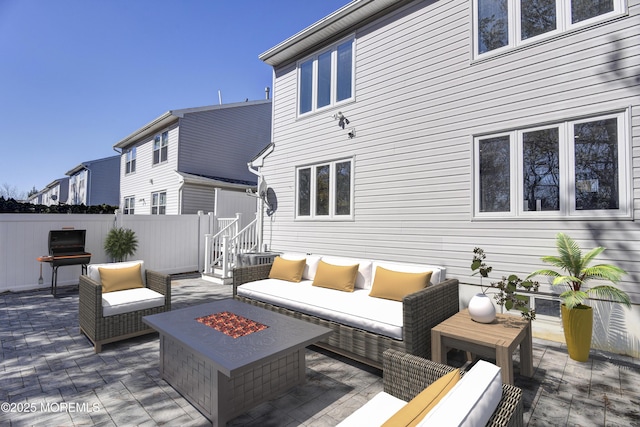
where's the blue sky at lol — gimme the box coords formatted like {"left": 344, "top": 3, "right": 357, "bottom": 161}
{"left": 0, "top": 0, "right": 350, "bottom": 198}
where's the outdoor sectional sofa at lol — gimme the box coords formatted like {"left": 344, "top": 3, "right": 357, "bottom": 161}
{"left": 232, "top": 253, "right": 459, "bottom": 368}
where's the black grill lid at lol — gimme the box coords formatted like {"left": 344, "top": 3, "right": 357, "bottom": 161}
{"left": 48, "top": 229, "right": 87, "bottom": 256}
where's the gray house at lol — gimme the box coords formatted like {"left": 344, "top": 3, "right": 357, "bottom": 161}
{"left": 257, "top": 0, "right": 640, "bottom": 356}
{"left": 113, "top": 100, "right": 272, "bottom": 215}
{"left": 65, "top": 155, "right": 120, "bottom": 206}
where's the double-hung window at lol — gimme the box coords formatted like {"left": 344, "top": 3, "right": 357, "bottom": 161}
{"left": 153, "top": 131, "right": 168, "bottom": 165}
{"left": 123, "top": 196, "right": 135, "bottom": 215}
{"left": 474, "top": 111, "right": 630, "bottom": 218}
{"left": 474, "top": 0, "right": 626, "bottom": 57}
{"left": 151, "top": 191, "right": 166, "bottom": 215}
{"left": 296, "top": 158, "right": 354, "bottom": 220}
{"left": 125, "top": 147, "right": 136, "bottom": 174}
{"left": 298, "top": 37, "right": 355, "bottom": 116}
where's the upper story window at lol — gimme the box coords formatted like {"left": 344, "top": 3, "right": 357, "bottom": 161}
{"left": 123, "top": 196, "right": 135, "bottom": 215}
{"left": 298, "top": 37, "right": 355, "bottom": 116}
{"left": 125, "top": 147, "right": 136, "bottom": 174}
{"left": 296, "top": 158, "right": 354, "bottom": 220}
{"left": 474, "top": 0, "right": 625, "bottom": 57}
{"left": 153, "top": 131, "right": 168, "bottom": 165}
{"left": 474, "top": 111, "right": 630, "bottom": 219}
{"left": 151, "top": 191, "right": 166, "bottom": 215}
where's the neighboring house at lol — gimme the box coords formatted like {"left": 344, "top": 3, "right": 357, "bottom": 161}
{"left": 40, "top": 177, "right": 69, "bottom": 206}
{"left": 27, "top": 190, "right": 44, "bottom": 205}
{"left": 257, "top": 0, "right": 640, "bottom": 355}
{"left": 113, "top": 100, "right": 272, "bottom": 215}
{"left": 65, "top": 155, "right": 120, "bottom": 206}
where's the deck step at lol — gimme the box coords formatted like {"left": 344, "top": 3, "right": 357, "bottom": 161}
{"left": 201, "top": 272, "right": 233, "bottom": 286}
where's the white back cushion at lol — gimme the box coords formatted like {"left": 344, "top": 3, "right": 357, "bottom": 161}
{"left": 87, "top": 260, "right": 146, "bottom": 286}
{"left": 418, "top": 360, "right": 502, "bottom": 426}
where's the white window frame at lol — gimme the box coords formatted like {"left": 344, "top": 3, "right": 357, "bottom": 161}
{"left": 125, "top": 147, "right": 136, "bottom": 174}
{"left": 151, "top": 191, "right": 167, "bottom": 215}
{"left": 153, "top": 131, "right": 168, "bottom": 165}
{"left": 123, "top": 196, "right": 135, "bottom": 214}
{"left": 473, "top": 0, "right": 627, "bottom": 58}
{"left": 295, "top": 158, "right": 354, "bottom": 220}
{"left": 473, "top": 110, "right": 631, "bottom": 219}
{"left": 297, "top": 35, "right": 355, "bottom": 117}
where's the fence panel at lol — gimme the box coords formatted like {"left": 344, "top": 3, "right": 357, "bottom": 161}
{"left": 0, "top": 212, "right": 213, "bottom": 292}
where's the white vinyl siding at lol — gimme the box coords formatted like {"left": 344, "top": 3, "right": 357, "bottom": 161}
{"left": 474, "top": 0, "right": 627, "bottom": 58}
{"left": 473, "top": 110, "right": 630, "bottom": 219}
{"left": 261, "top": 0, "right": 640, "bottom": 308}
{"left": 297, "top": 36, "right": 355, "bottom": 117}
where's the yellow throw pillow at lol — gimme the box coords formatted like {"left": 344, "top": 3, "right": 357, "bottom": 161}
{"left": 99, "top": 264, "right": 144, "bottom": 293}
{"left": 382, "top": 368, "right": 460, "bottom": 427}
{"left": 268, "top": 256, "right": 306, "bottom": 282}
{"left": 312, "top": 260, "right": 359, "bottom": 292}
{"left": 369, "top": 266, "right": 432, "bottom": 301}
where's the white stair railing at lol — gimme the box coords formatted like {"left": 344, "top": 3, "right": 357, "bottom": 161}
{"left": 203, "top": 213, "right": 259, "bottom": 278}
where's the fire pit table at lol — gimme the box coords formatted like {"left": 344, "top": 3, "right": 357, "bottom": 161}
{"left": 143, "top": 299, "right": 332, "bottom": 426}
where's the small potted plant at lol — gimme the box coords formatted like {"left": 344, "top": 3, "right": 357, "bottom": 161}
{"left": 104, "top": 227, "right": 138, "bottom": 262}
{"left": 527, "top": 233, "right": 630, "bottom": 361}
{"left": 471, "top": 248, "right": 539, "bottom": 322}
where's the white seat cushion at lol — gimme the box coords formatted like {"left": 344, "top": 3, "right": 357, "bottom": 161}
{"left": 237, "top": 279, "right": 404, "bottom": 339}
{"left": 102, "top": 287, "right": 165, "bottom": 317}
{"left": 336, "top": 392, "right": 407, "bottom": 427}
{"left": 418, "top": 360, "right": 503, "bottom": 426}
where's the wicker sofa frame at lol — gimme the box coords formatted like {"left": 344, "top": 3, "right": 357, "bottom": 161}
{"left": 232, "top": 263, "right": 460, "bottom": 369}
{"left": 382, "top": 349, "right": 523, "bottom": 427}
{"left": 79, "top": 269, "right": 171, "bottom": 353}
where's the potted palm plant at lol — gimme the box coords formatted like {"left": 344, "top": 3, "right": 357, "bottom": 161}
{"left": 528, "top": 233, "right": 631, "bottom": 361}
{"left": 104, "top": 227, "right": 138, "bottom": 262}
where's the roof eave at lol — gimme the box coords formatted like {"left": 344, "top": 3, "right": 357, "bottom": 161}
{"left": 258, "top": 0, "right": 408, "bottom": 67}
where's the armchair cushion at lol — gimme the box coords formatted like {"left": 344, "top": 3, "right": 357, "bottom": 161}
{"left": 102, "top": 287, "right": 165, "bottom": 317}
{"left": 99, "top": 263, "right": 144, "bottom": 293}
{"left": 382, "top": 368, "right": 460, "bottom": 426}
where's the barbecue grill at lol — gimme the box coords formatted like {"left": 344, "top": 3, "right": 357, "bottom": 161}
{"left": 39, "top": 229, "right": 91, "bottom": 296}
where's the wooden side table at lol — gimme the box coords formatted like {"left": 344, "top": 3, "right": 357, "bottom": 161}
{"left": 431, "top": 309, "right": 533, "bottom": 385}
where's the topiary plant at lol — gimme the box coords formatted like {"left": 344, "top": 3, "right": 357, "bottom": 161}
{"left": 104, "top": 227, "right": 138, "bottom": 262}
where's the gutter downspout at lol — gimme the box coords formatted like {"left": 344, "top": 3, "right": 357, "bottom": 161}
{"left": 247, "top": 143, "right": 275, "bottom": 253}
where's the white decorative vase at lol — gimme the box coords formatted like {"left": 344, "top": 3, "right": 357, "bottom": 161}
{"left": 468, "top": 293, "right": 496, "bottom": 323}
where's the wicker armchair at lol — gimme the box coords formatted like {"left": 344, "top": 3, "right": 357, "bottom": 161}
{"left": 382, "top": 349, "right": 523, "bottom": 427}
{"left": 79, "top": 269, "right": 171, "bottom": 353}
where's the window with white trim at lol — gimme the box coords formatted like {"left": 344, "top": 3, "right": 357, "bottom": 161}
{"left": 125, "top": 147, "right": 136, "bottom": 174}
{"left": 474, "top": 0, "right": 626, "bottom": 57}
{"left": 298, "top": 37, "right": 354, "bottom": 116}
{"left": 151, "top": 191, "right": 166, "bottom": 215}
{"left": 123, "top": 196, "right": 135, "bottom": 214}
{"left": 153, "top": 131, "right": 168, "bottom": 165}
{"left": 296, "top": 158, "right": 353, "bottom": 219}
{"left": 474, "top": 111, "right": 630, "bottom": 218}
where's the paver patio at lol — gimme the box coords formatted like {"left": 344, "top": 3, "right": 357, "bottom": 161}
{"left": 1, "top": 276, "right": 638, "bottom": 426}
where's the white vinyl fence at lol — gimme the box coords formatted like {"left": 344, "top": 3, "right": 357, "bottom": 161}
{"left": 0, "top": 212, "right": 215, "bottom": 293}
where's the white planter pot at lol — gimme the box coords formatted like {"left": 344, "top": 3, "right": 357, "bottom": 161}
{"left": 468, "top": 293, "right": 496, "bottom": 323}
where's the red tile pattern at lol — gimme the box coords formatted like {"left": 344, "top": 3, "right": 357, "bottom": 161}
{"left": 195, "top": 311, "right": 268, "bottom": 338}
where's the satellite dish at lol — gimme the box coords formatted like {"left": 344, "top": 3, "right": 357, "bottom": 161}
{"left": 258, "top": 179, "right": 268, "bottom": 198}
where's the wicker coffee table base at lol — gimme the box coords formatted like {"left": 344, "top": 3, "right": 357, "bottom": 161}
{"left": 159, "top": 333, "right": 306, "bottom": 426}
